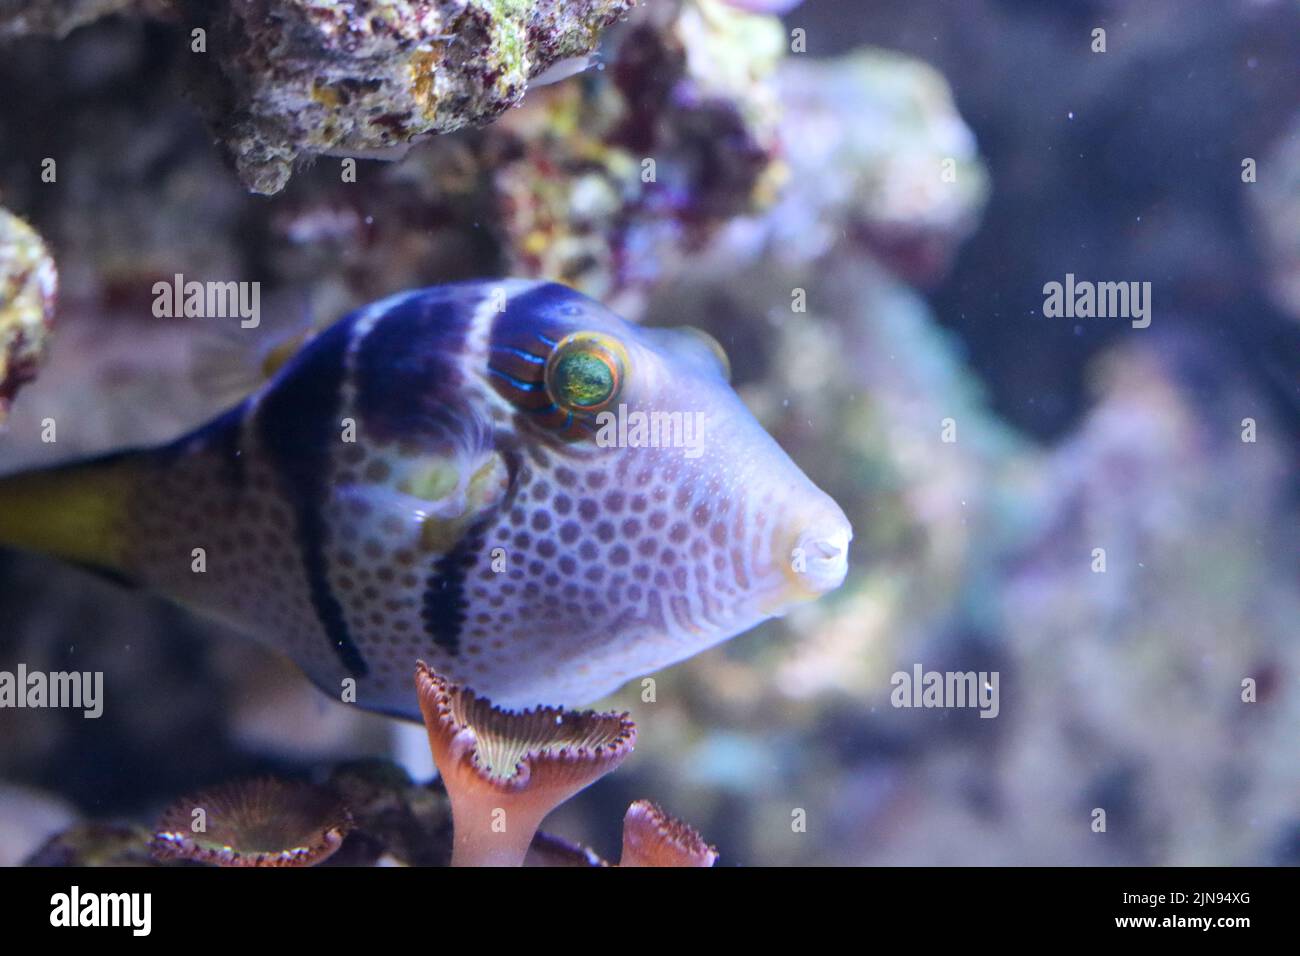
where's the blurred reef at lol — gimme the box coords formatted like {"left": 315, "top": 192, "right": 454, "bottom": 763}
{"left": 0, "top": 0, "right": 1297, "bottom": 866}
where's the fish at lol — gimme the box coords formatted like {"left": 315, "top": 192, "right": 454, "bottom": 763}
{"left": 0, "top": 280, "right": 851, "bottom": 717}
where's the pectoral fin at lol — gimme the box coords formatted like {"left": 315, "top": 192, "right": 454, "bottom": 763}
{"left": 330, "top": 449, "right": 511, "bottom": 560}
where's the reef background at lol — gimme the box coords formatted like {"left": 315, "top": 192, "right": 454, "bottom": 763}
{"left": 1, "top": 0, "right": 1298, "bottom": 866}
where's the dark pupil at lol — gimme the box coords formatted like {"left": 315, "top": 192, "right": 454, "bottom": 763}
{"left": 555, "top": 350, "right": 614, "bottom": 408}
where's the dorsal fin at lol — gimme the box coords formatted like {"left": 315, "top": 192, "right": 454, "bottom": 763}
{"left": 190, "top": 290, "right": 320, "bottom": 407}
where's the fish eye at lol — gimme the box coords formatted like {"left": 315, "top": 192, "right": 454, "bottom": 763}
{"left": 545, "top": 332, "right": 627, "bottom": 413}
{"left": 680, "top": 326, "right": 731, "bottom": 382}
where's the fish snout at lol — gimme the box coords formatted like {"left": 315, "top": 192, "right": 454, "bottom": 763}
{"left": 765, "top": 497, "right": 853, "bottom": 611}
{"left": 792, "top": 521, "right": 852, "bottom": 595}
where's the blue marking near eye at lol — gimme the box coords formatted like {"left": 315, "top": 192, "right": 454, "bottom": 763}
{"left": 564, "top": 411, "right": 574, "bottom": 429}
{"left": 536, "top": 332, "right": 559, "bottom": 348}
{"left": 488, "top": 367, "right": 543, "bottom": 391}
{"left": 490, "top": 345, "right": 547, "bottom": 364}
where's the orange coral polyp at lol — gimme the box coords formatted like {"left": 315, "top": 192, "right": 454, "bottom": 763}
{"left": 620, "top": 799, "right": 718, "bottom": 867}
{"left": 415, "top": 661, "right": 636, "bottom": 867}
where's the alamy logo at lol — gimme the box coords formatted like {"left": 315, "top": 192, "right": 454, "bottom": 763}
{"left": 152, "top": 273, "right": 261, "bottom": 328}
{"left": 0, "top": 664, "right": 102, "bottom": 718}
{"left": 50, "top": 886, "right": 151, "bottom": 936}
{"left": 1042, "top": 273, "right": 1151, "bottom": 328}
{"left": 595, "top": 403, "right": 706, "bottom": 460}
{"left": 890, "top": 664, "right": 1000, "bottom": 719}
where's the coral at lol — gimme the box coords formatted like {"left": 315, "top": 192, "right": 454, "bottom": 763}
{"left": 150, "top": 777, "right": 353, "bottom": 866}
{"left": 990, "top": 343, "right": 1300, "bottom": 866}
{"left": 189, "top": 0, "right": 635, "bottom": 194}
{"left": 415, "top": 661, "right": 635, "bottom": 866}
{"left": 20, "top": 758, "right": 722, "bottom": 867}
{"left": 0, "top": 207, "right": 55, "bottom": 424}
{"left": 728, "top": 49, "right": 989, "bottom": 284}
{"left": 307, "top": 9, "right": 986, "bottom": 310}
{"left": 15, "top": 668, "right": 715, "bottom": 868}
{"left": 323, "top": 759, "right": 454, "bottom": 866}
{"left": 487, "top": 0, "right": 787, "bottom": 308}
{"left": 1, "top": 1, "right": 635, "bottom": 195}
{"left": 620, "top": 799, "right": 717, "bottom": 866}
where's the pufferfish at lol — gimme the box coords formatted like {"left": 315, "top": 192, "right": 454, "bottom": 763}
{"left": 0, "top": 281, "right": 851, "bottom": 716}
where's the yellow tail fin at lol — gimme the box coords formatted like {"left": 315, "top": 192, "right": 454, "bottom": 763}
{"left": 0, "top": 454, "right": 138, "bottom": 572}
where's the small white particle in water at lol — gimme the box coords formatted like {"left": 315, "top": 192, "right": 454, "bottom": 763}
{"left": 1067, "top": 111, "right": 1075, "bottom": 120}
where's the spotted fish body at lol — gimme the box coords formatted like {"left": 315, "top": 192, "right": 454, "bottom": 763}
{"left": 0, "top": 281, "right": 851, "bottom": 716}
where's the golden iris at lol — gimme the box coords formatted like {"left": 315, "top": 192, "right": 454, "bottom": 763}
{"left": 546, "top": 333, "right": 625, "bottom": 413}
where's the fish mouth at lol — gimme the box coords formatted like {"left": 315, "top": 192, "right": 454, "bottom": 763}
{"left": 762, "top": 503, "right": 853, "bottom": 614}
{"left": 790, "top": 522, "right": 852, "bottom": 590}
{"left": 791, "top": 523, "right": 852, "bottom": 594}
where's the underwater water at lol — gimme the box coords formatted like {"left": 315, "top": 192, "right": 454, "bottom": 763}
{"left": 0, "top": 0, "right": 1296, "bottom": 878}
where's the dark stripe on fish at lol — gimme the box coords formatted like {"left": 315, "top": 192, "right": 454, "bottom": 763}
{"left": 421, "top": 518, "right": 490, "bottom": 657}
{"left": 419, "top": 442, "right": 522, "bottom": 658}
{"left": 354, "top": 290, "right": 482, "bottom": 451}
{"left": 257, "top": 313, "right": 369, "bottom": 678}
